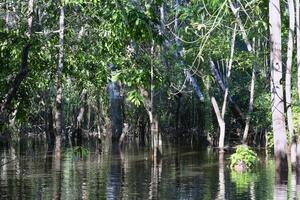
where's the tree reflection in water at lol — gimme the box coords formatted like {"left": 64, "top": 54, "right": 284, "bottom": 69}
{"left": 1, "top": 141, "right": 300, "bottom": 199}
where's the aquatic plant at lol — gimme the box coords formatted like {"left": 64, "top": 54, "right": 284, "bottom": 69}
{"left": 230, "top": 145, "right": 257, "bottom": 172}
{"left": 66, "top": 146, "right": 89, "bottom": 160}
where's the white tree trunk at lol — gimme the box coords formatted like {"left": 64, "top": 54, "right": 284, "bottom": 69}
{"left": 286, "top": 0, "right": 296, "bottom": 169}
{"left": 269, "top": 0, "right": 288, "bottom": 181}
{"left": 211, "top": 96, "right": 225, "bottom": 151}
{"left": 296, "top": 0, "right": 300, "bottom": 165}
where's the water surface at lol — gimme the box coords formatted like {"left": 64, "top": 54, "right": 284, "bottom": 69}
{"left": 0, "top": 141, "right": 299, "bottom": 199}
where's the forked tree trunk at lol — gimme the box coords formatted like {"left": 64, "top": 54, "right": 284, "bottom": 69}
{"left": 269, "top": 0, "right": 288, "bottom": 182}
{"left": 211, "top": 96, "right": 225, "bottom": 150}
{"left": 55, "top": 4, "right": 65, "bottom": 159}
{"left": 0, "top": 0, "right": 33, "bottom": 118}
{"left": 229, "top": 0, "right": 257, "bottom": 144}
{"left": 209, "top": 23, "right": 236, "bottom": 151}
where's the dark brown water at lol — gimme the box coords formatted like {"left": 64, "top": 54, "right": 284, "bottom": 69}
{"left": 0, "top": 141, "right": 299, "bottom": 199}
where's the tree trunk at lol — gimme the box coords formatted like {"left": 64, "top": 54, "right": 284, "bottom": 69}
{"left": 140, "top": 87, "right": 161, "bottom": 157}
{"left": 269, "top": 0, "right": 288, "bottom": 182}
{"left": 296, "top": 0, "right": 300, "bottom": 166}
{"left": 76, "top": 89, "right": 87, "bottom": 146}
{"left": 0, "top": 0, "right": 33, "bottom": 117}
{"left": 108, "top": 69, "right": 123, "bottom": 143}
{"left": 46, "top": 89, "right": 55, "bottom": 148}
{"left": 210, "top": 60, "right": 245, "bottom": 120}
{"left": 55, "top": 4, "right": 65, "bottom": 160}
{"left": 211, "top": 96, "right": 225, "bottom": 151}
{"left": 286, "top": 0, "right": 296, "bottom": 169}
{"left": 175, "top": 93, "right": 182, "bottom": 130}
{"left": 229, "top": 1, "right": 258, "bottom": 144}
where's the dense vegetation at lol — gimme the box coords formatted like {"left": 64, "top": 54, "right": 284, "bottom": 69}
{"left": 1, "top": 0, "right": 300, "bottom": 181}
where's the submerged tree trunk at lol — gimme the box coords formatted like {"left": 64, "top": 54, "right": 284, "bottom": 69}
{"left": 211, "top": 96, "right": 225, "bottom": 150}
{"left": 46, "top": 89, "right": 55, "bottom": 148}
{"left": 269, "top": 0, "right": 288, "bottom": 182}
{"left": 229, "top": 1, "right": 257, "bottom": 144}
{"left": 0, "top": 0, "right": 33, "bottom": 118}
{"left": 108, "top": 67, "right": 123, "bottom": 143}
{"left": 76, "top": 89, "right": 87, "bottom": 146}
{"left": 286, "top": 0, "right": 296, "bottom": 169}
{"left": 140, "top": 87, "right": 161, "bottom": 157}
{"left": 55, "top": 4, "right": 65, "bottom": 159}
{"left": 209, "top": 22, "right": 236, "bottom": 151}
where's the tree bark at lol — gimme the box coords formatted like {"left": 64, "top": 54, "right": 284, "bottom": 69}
{"left": 211, "top": 96, "right": 225, "bottom": 151}
{"left": 0, "top": 0, "right": 34, "bottom": 117}
{"left": 76, "top": 89, "right": 87, "bottom": 146}
{"left": 45, "top": 89, "right": 55, "bottom": 148}
{"left": 286, "top": 0, "right": 296, "bottom": 169}
{"left": 295, "top": 0, "right": 300, "bottom": 166}
{"left": 55, "top": 4, "right": 65, "bottom": 160}
{"left": 108, "top": 69, "right": 123, "bottom": 142}
{"left": 269, "top": 0, "right": 288, "bottom": 182}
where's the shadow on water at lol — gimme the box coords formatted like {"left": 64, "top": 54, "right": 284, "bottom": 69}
{"left": 1, "top": 140, "right": 300, "bottom": 199}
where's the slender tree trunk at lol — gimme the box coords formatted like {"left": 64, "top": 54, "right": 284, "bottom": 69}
{"left": 243, "top": 42, "right": 257, "bottom": 144}
{"left": 269, "top": 0, "right": 288, "bottom": 182}
{"left": 76, "top": 89, "right": 87, "bottom": 146}
{"left": 211, "top": 96, "right": 225, "bottom": 151}
{"left": 229, "top": 1, "right": 258, "bottom": 144}
{"left": 0, "top": 0, "right": 33, "bottom": 117}
{"left": 296, "top": 0, "right": 300, "bottom": 166}
{"left": 139, "top": 45, "right": 161, "bottom": 157}
{"left": 175, "top": 93, "right": 182, "bottom": 130}
{"left": 210, "top": 60, "right": 245, "bottom": 120}
{"left": 55, "top": 4, "right": 65, "bottom": 159}
{"left": 286, "top": 0, "right": 296, "bottom": 169}
{"left": 108, "top": 66, "right": 123, "bottom": 143}
{"left": 209, "top": 24, "right": 236, "bottom": 151}
{"left": 217, "top": 153, "right": 225, "bottom": 200}
{"left": 46, "top": 88, "right": 55, "bottom": 148}
{"left": 219, "top": 24, "right": 237, "bottom": 148}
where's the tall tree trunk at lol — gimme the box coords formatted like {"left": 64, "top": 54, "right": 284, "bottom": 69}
{"left": 0, "top": 0, "right": 33, "bottom": 117}
{"left": 209, "top": 24, "right": 236, "bottom": 151}
{"left": 243, "top": 42, "right": 257, "bottom": 144}
{"left": 269, "top": 0, "right": 288, "bottom": 182}
{"left": 55, "top": 4, "right": 65, "bottom": 160}
{"left": 296, "top": 0, "right": 300, "bottom": 166}
{"left": 139, "top": 43, "right": 162, "bottom": 157}
{"left": 286, "top": 0, "right": 296, "bottom": 169}
{"left": 229, "top": 0, "right": 257, "bottom": 144}
{"left": 108, "top": 66, "right": 123, "bottom": 143}
{"left": 46, "top": 88, "right": 55, "bottom": 148}
{"left": 76, "top": 89, "right": 87, "bottom": 146}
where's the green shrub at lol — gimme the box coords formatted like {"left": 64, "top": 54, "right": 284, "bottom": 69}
{"left": 230, "top": 145, "right": 257, "bottom": 171}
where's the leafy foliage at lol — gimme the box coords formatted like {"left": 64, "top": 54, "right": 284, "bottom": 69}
{"left": 230, "top": 146, "right": 258, "bottom": 170}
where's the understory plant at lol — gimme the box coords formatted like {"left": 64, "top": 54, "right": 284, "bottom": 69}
{"left": 230, "top": 145, "right": 257, "bottom": 171}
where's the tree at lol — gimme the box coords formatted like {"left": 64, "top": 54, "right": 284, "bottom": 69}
{"left": 55, "top": 2, "right": 65, "bottom": 159}
{"left": 269, "top": 0, "right": 288, "bottom": 181}
{"left": 0, "top": 0, "right": 34, "bottom": 119}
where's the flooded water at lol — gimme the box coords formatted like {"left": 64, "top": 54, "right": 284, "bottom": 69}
{"left": 0, "top": 141, "right": 299, "bottom": 199}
